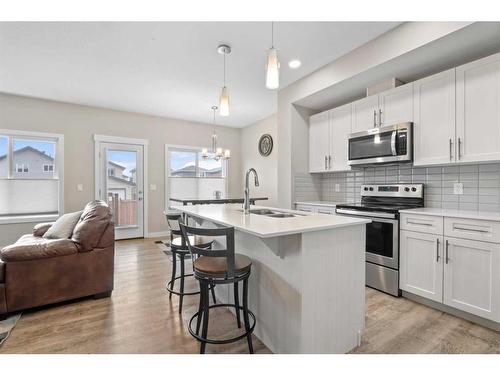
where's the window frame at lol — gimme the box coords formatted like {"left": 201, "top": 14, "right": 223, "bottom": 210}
{"left": 164, "top": 144, "right": 228, "bottom": 211}
{"left": 0, "top": 129, "right": 64, "bottom": 224}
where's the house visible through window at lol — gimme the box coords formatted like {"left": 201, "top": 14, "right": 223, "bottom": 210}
{"left": 0, "top": 130, "right": 63, "bottom": 218}
{"left": 167, "top": 147, "right": 227, "bottom": 205}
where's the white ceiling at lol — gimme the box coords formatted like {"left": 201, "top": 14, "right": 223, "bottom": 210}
{"left": 0, "top": 22, "right": 399, "bottom": 127}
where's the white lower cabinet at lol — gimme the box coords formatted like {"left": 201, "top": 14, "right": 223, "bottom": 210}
{"left": 443, "top": 237, "right": 500, "bottom": 321}
{"left": 400, "top": 213, "right": 500, "bottom": 323}
{"left": 400, "top": 231, "right": 443, "bottom": 303}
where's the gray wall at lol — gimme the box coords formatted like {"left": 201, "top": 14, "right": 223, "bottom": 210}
{"left": 295, "top": 163, "right": 500, "bottom": 212}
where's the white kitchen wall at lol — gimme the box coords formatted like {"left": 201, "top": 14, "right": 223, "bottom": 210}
{"left": 240, "top": 114, "right": 278, "bottom": 206}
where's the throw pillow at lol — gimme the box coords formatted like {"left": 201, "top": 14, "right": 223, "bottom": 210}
{"left": 43, "top": 211, "right": 83, "bottom": 239}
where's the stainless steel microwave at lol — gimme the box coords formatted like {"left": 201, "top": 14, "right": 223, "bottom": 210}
{"left": 348, "top": 122, "right": 413, "bottom": 166}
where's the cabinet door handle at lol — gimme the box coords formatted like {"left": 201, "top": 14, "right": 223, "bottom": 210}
{"left": 328, "top": 155, "right": 332, "bottom": 169}
{"left": 453, "top": 226, "right": 489, "bottom": 233}
{"left": 407, "top": 220, "right": 432, "bottom": 226}
{"left": 458, "top": 137, "right": 462, "bottom": 160}
{"left": 379, "top": 109, "right": 383, "bottom": 127}
{"left": 445, "top": 239, "right": 450, "bottom": 264}
{"left": 436, "top": 238, "right": 440, "bottom": 262}
{"left": 373, "top": 110, "right": 377, "bottom": 128}
{"left": 324, "top": 155, "right": 327, "bottom": 170}
{"left": 449, "top": 138, "right": 453, "bottom": 161}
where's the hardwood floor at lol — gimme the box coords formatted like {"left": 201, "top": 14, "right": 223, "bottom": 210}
{"left": 1, "top": 238, "right": 500, "bottom": 354}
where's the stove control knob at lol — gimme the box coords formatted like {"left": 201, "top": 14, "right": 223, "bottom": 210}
{"left": 411, "top": 187, "right": 417, "bottom": 192}
{"left": 369, "top": 187, "right": 374, "bottom": 191}
{"left": 364, "top": 187, "right": 368, "bottom": 191}
{"left": 404, "top": 187, "right": 410, "bottom": 192}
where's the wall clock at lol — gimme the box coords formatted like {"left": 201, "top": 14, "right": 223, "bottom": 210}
{"left": 258, "top": 134, "right": 273, "bottom": 157}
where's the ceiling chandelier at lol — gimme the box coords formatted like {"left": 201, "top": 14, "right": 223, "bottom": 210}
{"left": 265, "top": 22, "right": 280, "bottom": 89}
{"left": 217, "top": 44, "right": 231, "bottom": 117}
{"left": 202, "top": 106, "right": 231, "bottom": 161}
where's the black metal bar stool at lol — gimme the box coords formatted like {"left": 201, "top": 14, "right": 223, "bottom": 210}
{"left": 180, "top": 222, "right": 255, "bottom": 354}
{"left": 164, "top": 213, "right": 215, "bottom": 314}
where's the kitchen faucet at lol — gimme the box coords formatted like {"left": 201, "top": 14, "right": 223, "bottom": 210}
{"left": 244, "top": 168, "right": 259, "bottom": 214}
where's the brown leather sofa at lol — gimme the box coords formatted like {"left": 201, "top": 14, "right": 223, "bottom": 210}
{"left": 0, "top": 201, "right": 115, "bottom": 318}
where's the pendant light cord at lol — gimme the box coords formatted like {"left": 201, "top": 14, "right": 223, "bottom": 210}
{"left": 223, "top": 53, "right": 226, "bottom": 87}
{"left": 271, "top": 22, "right": 274, "bottom": 48}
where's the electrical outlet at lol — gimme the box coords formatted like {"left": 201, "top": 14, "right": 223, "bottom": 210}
{"left": 335, "top": 183, "right": 340, "bottom": 192}
{"left": 453, "top": 182, "right": 464, "bottom": 195}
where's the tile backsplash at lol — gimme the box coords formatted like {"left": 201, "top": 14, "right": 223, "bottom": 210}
{"left": 295, "top": 163, "right": 500, "bottom": 212}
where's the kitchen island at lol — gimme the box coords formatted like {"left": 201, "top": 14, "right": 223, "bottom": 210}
{"left": 174, "top": 204, "right": 370, "bottom": 353}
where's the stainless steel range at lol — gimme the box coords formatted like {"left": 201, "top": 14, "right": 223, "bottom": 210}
{"left": 335, "top": 184, "right": 424, "bottom": 296}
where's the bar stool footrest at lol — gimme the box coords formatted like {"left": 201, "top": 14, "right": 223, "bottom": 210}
{"left": 188, "top": 303, "right": 256, "bottom": 345}
{"left": 166, "top": 275, "right": 214, "bottom": 296}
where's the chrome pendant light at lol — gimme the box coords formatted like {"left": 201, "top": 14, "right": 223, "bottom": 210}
{"left": 217, "top": 44, "right": 231, "bottom": 117}
{"left": 266, "top": 22, "right": 280, "bottom": 90}
{"left": 202, "top": 106, "right": 231, "bottom": 161}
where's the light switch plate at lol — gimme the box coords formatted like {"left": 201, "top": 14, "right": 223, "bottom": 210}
{"left": 453, "top": 182, "right": 464, "bottom": 195}
{"left": 150, "top": 184, "right": 157, "bottom": 191}
{"left": 77, "top": 184, "right": 83, "bottom": 192}
{"left": 335, "top": 184, "right": 340, "bottom": 192}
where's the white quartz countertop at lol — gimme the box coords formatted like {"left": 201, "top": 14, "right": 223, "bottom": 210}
{"left": 399, "top": 207, "right": 500, "bottom": 221}
{"left": 294, "top": 201, "right": 342, "bottom": 207}
{"left": 174, "top": 205, "right": 370, "bottom": 238}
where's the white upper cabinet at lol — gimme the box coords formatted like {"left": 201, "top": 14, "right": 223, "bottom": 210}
{"left": 378, "top": 83, "right": 414, "bottom": 126}
{"left": 456, "top": 52, "right": 500, "bottom": 163}
{"left": 351, "top": 95, "right": 379, "bottom": 133}
{"left": 309, "top": 111, "right": 330, "bottom": 173}
{"left": 443, "top": 237, "right": 500, "bottom": 322}
{"left": 329, "top": 103, "right": 352, "bottom": 171}
{"left": 413, "top": 69, "right": 456, "bottom": 166}
{"left": 400, "top": 230, "right": 444, "bottom": 303}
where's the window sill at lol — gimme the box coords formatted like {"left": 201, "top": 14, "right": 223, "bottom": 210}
{"left": 0, "top": 214, "right": 59, "bottom": 225}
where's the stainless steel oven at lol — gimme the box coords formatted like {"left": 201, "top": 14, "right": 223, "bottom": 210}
{"left": 335, "top": 184, "right": 424, "bottom": 297}
{"left": 348, "top": 122, "right": 412, "bottom": 166}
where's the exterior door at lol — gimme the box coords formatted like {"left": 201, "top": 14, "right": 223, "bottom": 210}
{"left": 413, "top": 69, "right": 456, "bottom": 166}
{"left": 400, "top": 230, "right": 444, "bottom": 303}
{"left": 443, "top": 237, "right": 500, "bottom": 322}
{"left": 98, "top": 142, "right": 144, "bottom": 240}
{"left": 351, "top": 95, "right": 379, "bottom": 132}
{"left": 309, "top": 111, "right": 330, "bottom": 172}
{"left": 378, "top": 83, "right": 413, "bottom": 126}
{"left": 456, "top": 52, "right": 500, "bottom": 163}
{"left": 329, "top": 103, "right": 352, "bottom": 171}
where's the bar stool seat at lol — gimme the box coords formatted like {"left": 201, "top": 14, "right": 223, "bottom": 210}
{"left": 194, "top": 254, "right": 252, "bottom": 276}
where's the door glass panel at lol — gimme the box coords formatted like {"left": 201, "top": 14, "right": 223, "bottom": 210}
{"left": 0, "top": 137, "right": 7, "bottom": 178}
{"left": 12, "top": 138, "right": 56, "bottom": 179}
{"left": 349, "top": 131, "right": 393, "bottom": 160}
{"left": 366, "top": 221, "right": 394, "bottom": 258}
{"left": 106, "top": 150, "right": 138, "bottom": 228}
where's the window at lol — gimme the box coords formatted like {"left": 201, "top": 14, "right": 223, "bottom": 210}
{"left": 43, "top": 164, "right": 54, "bottom": 172}
{"left": 167, "top": 146, "right": 227, "bottom": 205}
{"left": 0, "top": 129, "right": 64, "bottom": 219}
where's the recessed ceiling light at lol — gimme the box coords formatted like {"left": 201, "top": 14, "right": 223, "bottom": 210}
{"left": 288, "top": 59, "right": 301, "bottom": 69}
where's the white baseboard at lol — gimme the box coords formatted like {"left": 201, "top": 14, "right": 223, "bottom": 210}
{"left": 146, "top": 231, "right": 169, "bottom": 238}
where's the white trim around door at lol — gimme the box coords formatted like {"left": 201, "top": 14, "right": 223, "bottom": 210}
{"left": 94, "top": 135, "right": 149, "bottom": 239}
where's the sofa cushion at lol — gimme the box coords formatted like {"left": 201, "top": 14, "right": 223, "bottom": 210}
{"left": 0, "top": 260, "right": 4, "bottom": 282}
{"left": 71, "top": 200, "right": 113, "bottom": 252}
{"left": 0, "top": 235, "right": 78, "bottom": 262}
{"left": 43, "top": 211, "right": 82, "bottom": 239}
{"left": 33, "top": 222, "right": 55, "bottom": 237}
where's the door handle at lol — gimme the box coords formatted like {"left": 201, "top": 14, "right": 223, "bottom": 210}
{"left": 458, "top": 137, "right": 462, "bottom": 160}
{"left": 324, "top": 155, "right": 328, "bottom": 170}
{"left": 373, "top": 110, "right": 377, "bottom": 128}
{"left": 328, "top": 155, "right": 332, "bottom": 169}
{"left": 379, "top": 109, "right": 383, "bottom": 127}
{"left": 436, "top": 238, "right": 440, "bottom": 262}
{"left": 449, "top": 138, "right": 453, "bottom": 161}
{"left": 445, "top": 239, "right": 450, "bottom": 264}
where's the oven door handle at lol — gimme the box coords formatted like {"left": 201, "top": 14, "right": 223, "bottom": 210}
{"left": 335, "top": 208, "right": 396, "bottom": 220}
{"left": 391, "top": 131, "right": 397, "bottom": 156}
